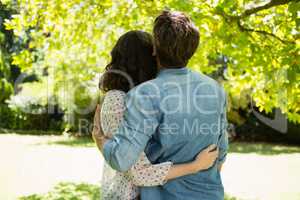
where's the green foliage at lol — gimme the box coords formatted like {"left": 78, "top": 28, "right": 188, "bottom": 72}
{"left": 44, "top": 136, "right": 95, "bottom": 147}
{"left": 0, "top": 78, "right": 13, "bottom": 103}
{"left": 0, "top": 104, "right": 17, "bottom": 128}
{"left": 0, "top": 128, "right": 62, "bottom": 135}
{"left": 2, "top": 0, "right": 300, "bottom": 123}
{"left": 0, "top": 78, "right": 64, "bottom": 130}
{"left": 225, "top": 194, "right": 240, "bottom": 200}
{"left": 8, "top": 78, "right": 52, "bottom": 109}
{"left": 3, "top": 76, "right": 98, "bottom": 132}
{"left": 19, "top": 182, "right": 101, "bottom": 200}
{"left": 0, "top": 2, "right": 14, "bottom": 103}
{"left": 229, "top": 141, "right": 300, "bottom": 155}
{"left": 18, "top": 181, "right": 237, "bottom": 200}
{"left": 0, "top": 104, "right": 64, "bottom": 131}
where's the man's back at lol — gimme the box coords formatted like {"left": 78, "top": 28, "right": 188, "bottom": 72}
{"left": 141, "top": 67, "right": 228, "bottom": 200}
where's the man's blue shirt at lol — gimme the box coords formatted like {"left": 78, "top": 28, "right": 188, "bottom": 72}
{"left": 103, "top": 67, "right": 228, "bottom": 200}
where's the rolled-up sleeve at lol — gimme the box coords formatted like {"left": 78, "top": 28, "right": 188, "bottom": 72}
{"left": 218, "top": 89, "right": 228, "bottom": 164}
{"left": 103, "top": 84, "right": 161, "bottom": 172}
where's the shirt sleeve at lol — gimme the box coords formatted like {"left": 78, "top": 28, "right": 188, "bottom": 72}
{"left": 217, "top": 88, "right": 229, "bottom": 164}
{"left": 103, "top": 84, "right": 161, "bottom": 172}
{"left": 126, "top": 152, "right": 172, "bottom": 186}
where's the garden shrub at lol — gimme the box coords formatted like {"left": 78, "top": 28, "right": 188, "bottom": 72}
{"left": 0, "top": 103, "right": 64, "bottom": 131}
{"left": 0, "top": 103, "right": 17, "bottom": 129}
{"left": 2, "top": 78, "right": 100, "bottom": 134}
{"left": 1, "top": 79, "right": 65, "bottom": 131}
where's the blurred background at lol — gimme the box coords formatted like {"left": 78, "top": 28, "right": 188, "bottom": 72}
{"left": 0, "top": 0, "right": 299, "bottom": 199}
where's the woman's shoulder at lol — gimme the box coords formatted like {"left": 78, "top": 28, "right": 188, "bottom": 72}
{"left": 105, "top": 89, "right": 126, "bottom": 98}
{"left": 102, "top": 90, "right": 126, "bottom": 109}
{"left": 103, "top": 90, "right": 126, "bottom": 103}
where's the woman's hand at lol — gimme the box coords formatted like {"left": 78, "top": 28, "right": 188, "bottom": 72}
{"left": 191, "top": 144, "right": 219, "bottom": 173}
{"left": 92, "top": 104, "right": 107, "bottom": 152}
{"left": 164, "top": 144, "right": 219, "bottom": 181}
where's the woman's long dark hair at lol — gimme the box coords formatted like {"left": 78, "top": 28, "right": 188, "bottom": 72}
{"left": 99, "top": 31, "right": 157, "bottom": 93}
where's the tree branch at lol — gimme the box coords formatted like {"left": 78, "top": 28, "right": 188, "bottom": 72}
{"left": 215, "top": 0, "right": 296, "bottom": 45}
{"left": 237, "top": 20, "right": 294, "bottom": 44}
{"left": 242, "top": 0, "right": 294, "bottom": 18}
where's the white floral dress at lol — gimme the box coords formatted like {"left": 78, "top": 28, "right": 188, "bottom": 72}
{"left": 101, "top": 90, "right": 173, "bottom": 200}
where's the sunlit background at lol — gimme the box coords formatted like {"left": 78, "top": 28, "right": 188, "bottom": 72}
{"left": 0, "top": 0, "right": 299, "bottom": 199}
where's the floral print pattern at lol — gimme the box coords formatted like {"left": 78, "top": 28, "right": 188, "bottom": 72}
{"left": 101, "top": 90, "right": 172, "bottom": 200}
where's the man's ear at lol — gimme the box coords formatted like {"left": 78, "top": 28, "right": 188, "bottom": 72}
{"left": 152, "top": 43, "right": 157, "bottom": 56}
{"left": 153, "top": 43, "right": 162, "bottom": 68}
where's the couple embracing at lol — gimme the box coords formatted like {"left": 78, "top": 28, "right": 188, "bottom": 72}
{"left": 92, "top": 10, "right": 228, "bottom": 200}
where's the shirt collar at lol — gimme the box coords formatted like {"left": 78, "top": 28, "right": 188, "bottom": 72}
{"left": 157, "top": 67, "right": 189, "bottom": 77}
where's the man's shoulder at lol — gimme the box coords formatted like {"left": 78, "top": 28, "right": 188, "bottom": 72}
{"left": 128, "top": 78, "right": 161, "bottom": 95}
{"left": 190, "top": 70, "right": 224, "bottom": 91}
{"left": 190, "top": 69, "right": 215, "bottom": 83}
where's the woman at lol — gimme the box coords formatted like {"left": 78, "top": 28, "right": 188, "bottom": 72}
{"left": 94, "top": 30, "right": 219, "bottom": 200}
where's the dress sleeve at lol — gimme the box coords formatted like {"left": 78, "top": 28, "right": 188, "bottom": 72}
{"left": 103, "top": 84, "right": 161, "bottom": 172}
{"left": 126, "top": 152, "right": 172, "bottom": 186}
{"left": 101, "top": 90, "right": 126, "bottom": 138}
{"left": 102, "top": 90, "right": 172, "bottom": 186}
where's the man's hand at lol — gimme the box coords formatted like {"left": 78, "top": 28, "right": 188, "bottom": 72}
{"left": 218, "top": 163, "right": 223, "bottom": 172}
{"left": 191, "top": 144, "right": 219, "bottom": 172}
{"left": 92, "top": 104, "right": 108, "bottom": 152}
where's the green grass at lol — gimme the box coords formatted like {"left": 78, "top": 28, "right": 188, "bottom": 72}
{"left": 19, "top": 182, "right": 237, "bottom": 200}
{"left": 229, "top": 141, "right": 300, "bottom": 155}
{"left": 45, "top": 136, "right": 300, "bottom": 155}
{"left": 0, "top": 128, "right": 62, "bottom": 136}
{"left": 44, "top": 136, "right": 95, "bottom": 147}
{"left": 19, "top": 182, "right": 100, "bottom": 200}
{"left": 225, "top": 194, "right": 240, "bottom": 200}
{"left": 0, "top": 129, "right": 95, "bottom": 147}
{"left": 2, "top": 128, "right": 300, "bottom": 154}
{"left": 3, "top": 133, "right": 299, "bottom": 200}
{"left": 39, "top": 135, "right": 300, "bottom": 154}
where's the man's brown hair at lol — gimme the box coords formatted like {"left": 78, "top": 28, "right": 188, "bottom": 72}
{"left": 153, "top": 11, "right": 200, "bottom": 68}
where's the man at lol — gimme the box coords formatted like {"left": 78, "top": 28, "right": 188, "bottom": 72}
{"left": 94, "top": 11, "right": 228, "bottom": 200}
